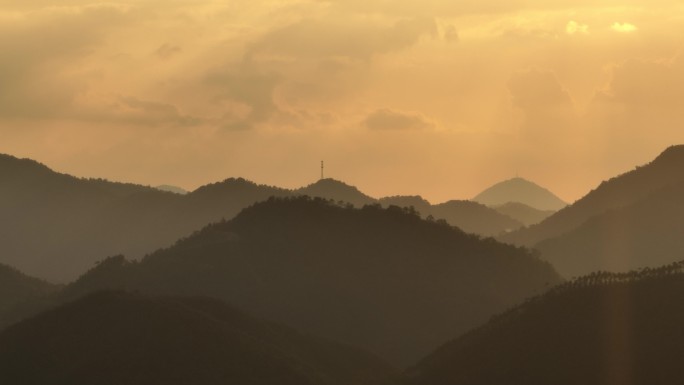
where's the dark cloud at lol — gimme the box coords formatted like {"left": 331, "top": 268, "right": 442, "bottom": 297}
{"left": 204, "top": 65, "right": 283, "bottom": 128}
{"left": 116, "top": 97, "right": 202, "bottom": 126}
{"left": 364, "top": 108, "right": 436, "bottom": 130}
{"left": 156, "top": 43, "right": 182, "bottom": 59}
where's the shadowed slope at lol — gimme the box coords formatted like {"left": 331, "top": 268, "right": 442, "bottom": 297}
{"left": 0, "top": 264, "right": 58, "bottom": 317}
{"left": 493, "top": 202, "right": 555, "bottom": 227}
{"left": 407, "top": 261, "right": 684, "bottom": 385}
{"left": 535, "top": 179, "right": 684, "bottom": 277}
{"left": 431, "top": 200, "right": 523, "bottom": 237}
{"left": 57, "top": 197, "right": 561, "bottom": 367}
{"left": 0, "top": 154, "right": 291, "bottom": 282}
{"left": 501, "top": 145, "right": 684, "bottom": 247}
{"left": 379, "top": 196, "right": 525, "bottom": 236}
{"left": 0, "top": 291, "right": 397, "bottom": 385}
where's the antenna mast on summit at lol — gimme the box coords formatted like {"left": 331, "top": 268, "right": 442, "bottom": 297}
{"left": 321, "top": 161, "right": 324, "bottom": 180}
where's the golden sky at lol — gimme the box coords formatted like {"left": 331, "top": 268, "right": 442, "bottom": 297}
{"left": 1, "top": 0, "right": 683, "bottom": 203}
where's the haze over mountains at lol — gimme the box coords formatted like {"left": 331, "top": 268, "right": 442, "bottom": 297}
{"left": 3, "top": 145, "right": 684, "bottom": 383}
{"left": 501, "top": 145, "right": 684, "bottom": 277}
{"left": 0, "top": 153, "right": 557, "bottom": 282}
{"left": 407, "top": 261, "right": 684, "bottom": 385}
{"left": 23, "top": 197, "right": 558, "bottom": 366}
{"left": 492, "top": 202, "right": 555, "bottom": 227}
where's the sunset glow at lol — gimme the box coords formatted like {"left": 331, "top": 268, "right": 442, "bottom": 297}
{"left": 1, "top": 1, "right": 683, "bottom": 202}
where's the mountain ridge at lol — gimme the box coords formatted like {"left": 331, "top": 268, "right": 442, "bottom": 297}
{"left": 0, "top": 290, "right": 398, "bottom": 385}
{"left": 500, "top": 145, "right": 684, "bottom": 248}
{"left": 14, "top": 196, "right": 561, "bottom": 367}
{"left": 406, "top": 259, "right": 684, "bottom": 385}
{"left": 473, "top": 177, "right": 567, "bottom": 211}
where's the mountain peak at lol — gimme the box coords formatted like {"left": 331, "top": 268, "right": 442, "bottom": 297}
{"left": 652, "top": 144, "right": 684, "bottom": 165}
{"left": 473, "top": 177, "right": 567, "bottom": 211}
{"left": 296, "top": 178, "right": 375, "bottom": 207}
{"left": 0, "top": 153, "right": 53, "bottom": 175}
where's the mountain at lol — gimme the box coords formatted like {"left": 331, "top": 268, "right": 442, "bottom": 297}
{"left": 493, "top": 202, "right": 555, "bottom": 227}
{"left": 379, "top": 196, "right": 433, "bottom": 215}
{"left": 44, "top": 197, "right": 561, "bottom": 367}
{"left": 0, "top": 154, "right": 547, "bottom": 282}
{"left": 155, "top": 184, "right": 188, "bottom": 194}
{"left": 431, "top": 201, "right": 523, "bottom": 237}
{"left": 406, "top": 261, "right": 684, "bottom": 385}
{"left": 379, "top": 196, "right": 524, "bottom": 237}
{"left": 501, "top": 145, "right": 684, "bottom": 248}
{"left": 473, "top": 177, "right": 567, "bottom": 211}
{"left": 0, "top": 291, "right": 397, "bottom": 385}
{"left": 0, "top": 153, "right": 291, "bottom": 282}
{"left": 535, "top": 178, "right": 684, "bottom": 277}
{"left": 496, "top": 145, "right": 684, "bottom": 277}
{"left": 0, "top": 264, "right": 58, "bottom": 317}
{"left": 296, "top": 178, "right": 375, "bottom": 207}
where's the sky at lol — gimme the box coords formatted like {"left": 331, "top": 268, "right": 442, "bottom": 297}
{"left": 1, "top": 0, "right": 683, "bottom": 203}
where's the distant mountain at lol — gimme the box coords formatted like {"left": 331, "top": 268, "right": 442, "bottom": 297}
{"left": 43, "top": 197, "right": 560, "bottom": 367}
{"left": 501, "top": 145, "right": 684, "bottom": 248}
{"left": 379, "top": 196, "right": 524, "bottom": 237}
{"left": 473, "top": 177, "right": 567, "bottom": 211}
{"left": 431, "top": 201, "right": 522, "bottom": 237}
{"left": 154, "top": 184, "right": 188, "bottom": 194}
{"left": 0, "top": 291, "right": 397, "bottom": 385}
{"left": 497, "top": 145, "right": 684, "bottom": 277}
{"left": 406, "top": 261, "right": 684, "bottom": 385}
{"left": 493, "top": 202, "right": 555, "bottom": 227}
{"left": 0, "top": 153, "right": 291, "bottom": 282}
{"left": 0, "top": 264, "right": 58, "bottom": 317}
{"left": 535, "top": 179, "right": 684, "bottom": 277}
{"left": 296, "top": 178, "right": 375, "bottom": 207}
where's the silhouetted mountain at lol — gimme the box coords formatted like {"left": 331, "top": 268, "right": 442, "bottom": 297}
{"left": 155, "top": 184, "right": 188, "bottom": 194}
{"left": 0, "top": 291, "right": 397, "bottom": 385}
{"left": 379, "top": 196, "right": 524, "bottom": 237}
{"left": 406, "top": 261, "right": 684, "bottom": 385}
{"left": 495, "top": 145, "right": 684, "bottom": 277}
{"left": 1, "top": 154, "right": 547, "bottom": 282}
{"left": 0, "top": 153, "right": 291, "bottom": 282}
{"left": 379, "top": 196, "right": 433, "bottom": 215}
{"left": 46, "top": 197, "right": 560, "bottom": 367}
{"left": 473, "top": 177, "right": 567, "bottom": 211}
{"left": 535, "top": 179, "right": 684, "bottom": 277}
{"left": 502, "top": 145, "right": 684, "bottom": 248}
{"left": 431, "top": 201, "right": 523, "bottom": 237}
{"left": 296, "top": 178, "right": 375, "bottom": 207}
{"left": 0, "top": 264, "right": 58, "bottom": 317}
{"left": 493, "top": 202, "right": 555, "bottom": 227}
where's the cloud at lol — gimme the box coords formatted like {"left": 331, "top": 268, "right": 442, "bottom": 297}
{"left": 507, "top": 69, "right": 577, "bottom": 141}
{"left": 156, "top": 43, "right": 182, "bottom": 60}
{"left": 246, "top": 16, "right": 437, "bottom": 61}
{"left": 566, "top": 21, "right": 589, "bottom": 35}
{"left": 364, "top": 108, "right": 436, "bottom": 130}
{"left": 587, "top": 56, "right": 684, "bottom": 135}
{"left": 443, "top": 24, "right": 460, "bottom": 42}
{"left": 611, "top": 22, "right": 637, "bottom": 32}
{"left": 0, "top": 4, "right": 132, "bottom": 119}
{"left": 203, "top": 65, "right": 283, "bottom": 128}
{"left": 114, "top": 97, "right": 202, "bottom": 126}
